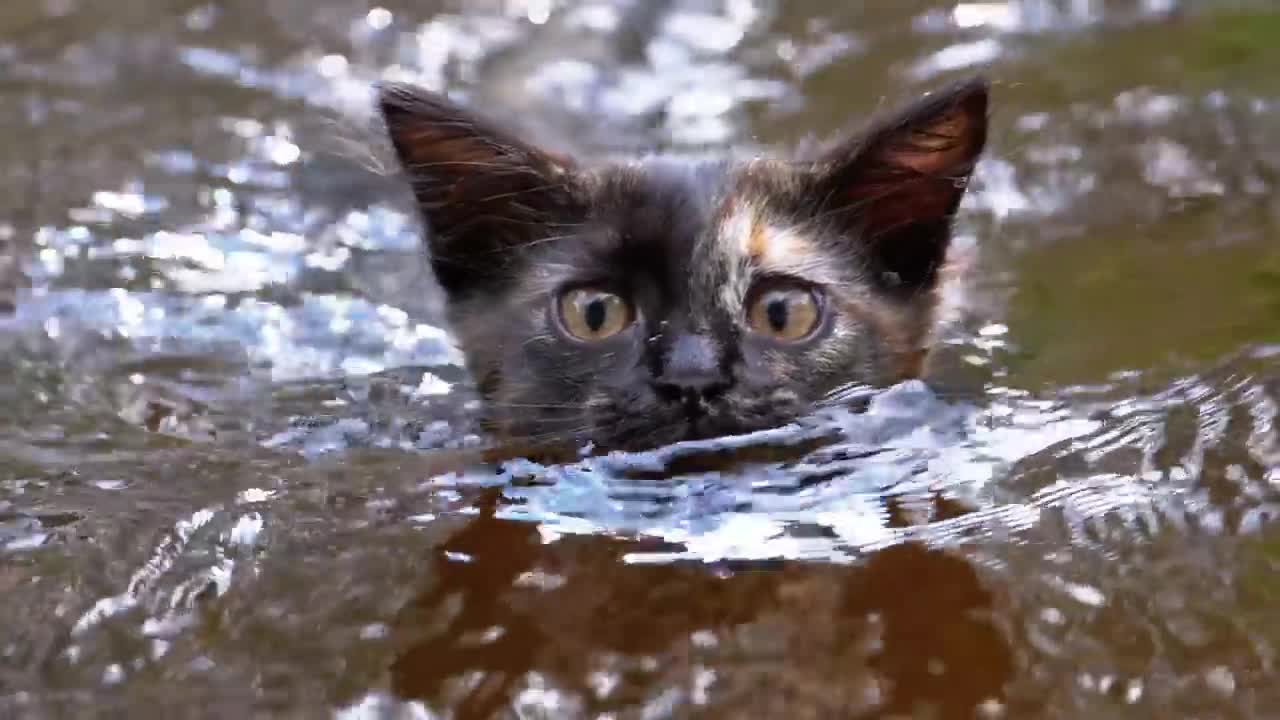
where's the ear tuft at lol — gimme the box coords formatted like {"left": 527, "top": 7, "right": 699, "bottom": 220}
{"left": 814, "top": 76, "right": 990, "bottom": 294}
{"left": 855, "top": 76, "right": 988, "bottom": 180}
{"left": 377, "top": 83, "right": 582, "bottom": 297}
{"left": 378, "top": 83, "right": 574, "bottom": 181}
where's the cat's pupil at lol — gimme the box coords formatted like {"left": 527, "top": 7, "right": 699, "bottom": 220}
{"left": 585, "top": 298, "right": 607, "bottom": 332}
{"left": 766, "top": 298, "right": 788, "bottom": 332}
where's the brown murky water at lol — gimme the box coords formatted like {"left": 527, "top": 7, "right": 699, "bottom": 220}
{"left": 2, "top": 1, "right": 1279, "bottom": 717}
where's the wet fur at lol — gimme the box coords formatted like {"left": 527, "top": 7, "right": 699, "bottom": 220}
{"left": 379, "top": 78, "right": 989, "bottom": 451}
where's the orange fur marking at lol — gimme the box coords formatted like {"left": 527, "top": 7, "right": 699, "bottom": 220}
{"left": 747, "top": 215, "right": 769, "bottom": 259}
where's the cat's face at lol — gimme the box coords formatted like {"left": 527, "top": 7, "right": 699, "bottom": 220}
{"left": 380, "top": 79, "right": 988, "bottom": 451}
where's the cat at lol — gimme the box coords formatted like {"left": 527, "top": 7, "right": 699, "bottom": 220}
{"left": 378, "top": 77, "right": 988, "bottom": 452}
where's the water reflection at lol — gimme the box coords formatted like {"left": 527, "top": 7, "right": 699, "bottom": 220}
{"left": 2, "top": 0, "right": 1280, "bottom": 716}
{"left": 926, "top": 0, "right": 1179, "bottom": 34}
{"left": 389, "top": 491, "right": 1011, "bottom": 718}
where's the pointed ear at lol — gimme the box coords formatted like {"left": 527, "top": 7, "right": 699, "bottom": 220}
{"left": 378, "top": 83, "right": 584, "bottom": 298}
{"left": 813, "top": 77, "right": 989, "bottom": 295}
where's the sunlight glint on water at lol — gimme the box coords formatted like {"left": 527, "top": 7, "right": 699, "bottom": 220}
{"left": 4, "top": 0, "right": 1280, "bottom": 717}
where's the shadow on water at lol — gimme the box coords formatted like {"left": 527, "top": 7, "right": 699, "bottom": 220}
{"left": 1, "top": 0, "right": 1279, "bottom": 717}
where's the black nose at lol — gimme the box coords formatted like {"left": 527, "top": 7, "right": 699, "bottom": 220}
{"left": 653, "top": 334, "right": 730, "bottom": 404}
{"left": 653, "top": 374, "right": 730, "bottom": 404}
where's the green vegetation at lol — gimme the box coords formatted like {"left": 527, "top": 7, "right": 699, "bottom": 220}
{"left": 1004, "top": 203, "right": 1280, "bottom": 388}
{"left": 1009, "top": 6, "right": 1280, "bottom": 100}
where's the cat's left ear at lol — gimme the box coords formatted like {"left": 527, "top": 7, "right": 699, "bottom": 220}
{"left": 813, "top": 77, "right": 989, "bottom": 294}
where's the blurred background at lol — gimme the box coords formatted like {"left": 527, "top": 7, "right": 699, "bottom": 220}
{"left": 1, "top": 1, "right": 1278, "bottom": 718}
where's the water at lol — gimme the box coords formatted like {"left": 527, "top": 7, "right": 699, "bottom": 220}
{"left": 2, "top": 0, "right": 1279, "bottom": 717}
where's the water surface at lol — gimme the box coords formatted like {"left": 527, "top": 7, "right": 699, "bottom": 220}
{"left": 2, "top": 1, "right": 1279, "bottom": 717}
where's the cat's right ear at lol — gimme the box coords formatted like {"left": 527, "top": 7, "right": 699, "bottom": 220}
{"left": 378, "top": 83, "right": 583, "bottom": 297}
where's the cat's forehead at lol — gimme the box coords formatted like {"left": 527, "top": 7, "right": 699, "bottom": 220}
{"left": 592, "top": 157, "right": 729, "bottom": 230}
{"left": 588, "top": 157, "right": 784, "bottom": 251}
{"left": 594, "top": 157, "right": 843, "bottom": 275}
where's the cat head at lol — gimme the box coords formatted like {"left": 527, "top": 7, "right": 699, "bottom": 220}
{"left": 379, "top": 78, "right": 988, "bottom": 451}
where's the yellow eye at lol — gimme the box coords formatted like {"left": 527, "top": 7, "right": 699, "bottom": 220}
{"left": 557, "top": 288, "right": 633, "bottom": 341}
{"left": 747, "top": 286, "right": 822, "bottom": 341}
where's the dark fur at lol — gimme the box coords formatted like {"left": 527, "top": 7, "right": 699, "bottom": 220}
{"left": 379, "top": 78, "right": 989, "bottom": 451}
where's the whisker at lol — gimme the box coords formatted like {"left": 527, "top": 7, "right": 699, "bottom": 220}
{"left": 819, "top": 382, "right": 880, "bottom": 407}
{"left": 406, "top": 160, "right": 514, "bottom": 170}
{"left": 474, "top": 183, "right": 571, "bottom": 204}
{"left": 482, "top": 402, "right": 586, "bottom": 410}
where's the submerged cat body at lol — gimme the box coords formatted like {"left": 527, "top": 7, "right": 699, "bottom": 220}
{"left": 379, "top": 78, "right": 989, "bottom": 451}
